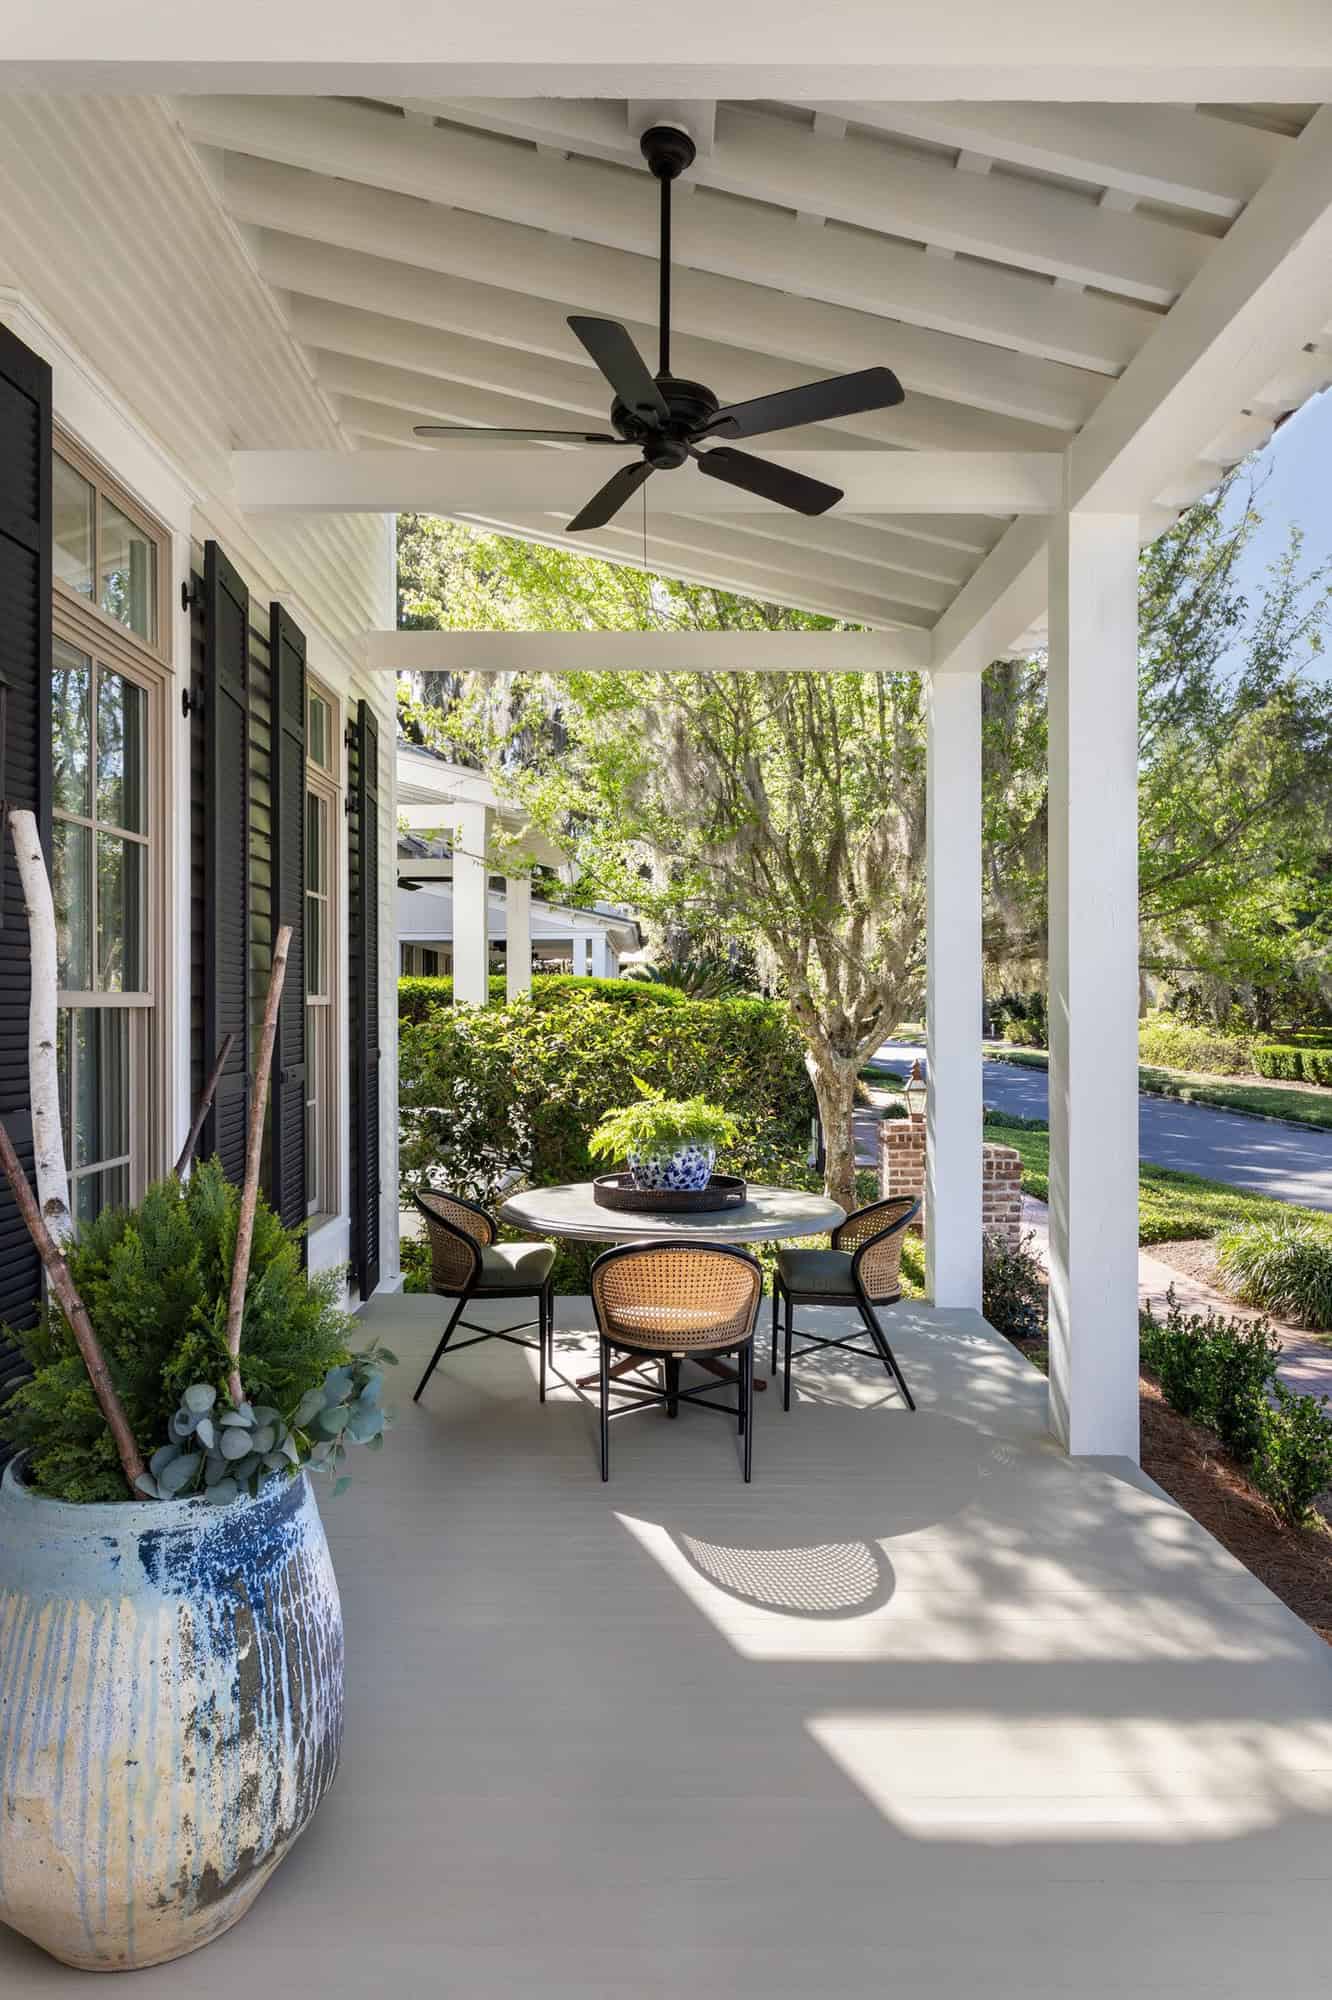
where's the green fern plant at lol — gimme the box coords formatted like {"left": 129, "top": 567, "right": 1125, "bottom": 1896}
{"left": 587, "top": 1079, "right": 740, "bottom": 1163}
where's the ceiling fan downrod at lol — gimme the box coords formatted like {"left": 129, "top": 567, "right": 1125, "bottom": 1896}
{"left": 640, "top": 124, "right": 697, "bottom": 380}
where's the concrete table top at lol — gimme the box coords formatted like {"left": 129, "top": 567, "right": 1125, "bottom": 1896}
{"left": 499, "top": 1181, "right": 845, "bottom": 1245}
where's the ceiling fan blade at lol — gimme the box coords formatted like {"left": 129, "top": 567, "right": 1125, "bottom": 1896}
{"left": 705, "top": 366, "right": 905, "bottom": 442}
{"left": 566, "top": 460, "right": 655, "bottom": 534}
{"left": 412, "top": 424, "right": 631, "bottom": 443}
{"left": 567, "top": 317, "right": 670, "bottom": 426}
{"left": 694, "top": 447, "right": 842, "bottom": 517}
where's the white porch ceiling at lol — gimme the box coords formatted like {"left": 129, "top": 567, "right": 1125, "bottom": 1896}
{"left": 171, "top": 90, "right": 1332, "bottom": 651}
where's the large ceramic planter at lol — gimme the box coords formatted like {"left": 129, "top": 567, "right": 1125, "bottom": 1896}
{"left": 627, "top": 1141, "right": 717, "bottom": 1191}
{"left": 0, "top": 1458, "right": 343, "bottom": 1971}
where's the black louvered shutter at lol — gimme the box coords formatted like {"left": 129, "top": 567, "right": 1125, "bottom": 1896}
{"left": 200, "top": 541, "right": 250, "bottom": 1179}
{"left": 0, "top": 326, "right": 52, "bottom": 1447}
{"left": 269, "top": 602, "right": 306, "bottom": 1236}
{"left": 349, "top": 699, "right": 380, "bottom": 1298}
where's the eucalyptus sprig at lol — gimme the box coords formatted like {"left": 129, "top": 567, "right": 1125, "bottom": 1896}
{"left": 135, "top": 1341, "right": 398, "bottom": 1504}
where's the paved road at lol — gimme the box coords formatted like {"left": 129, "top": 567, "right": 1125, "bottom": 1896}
{"left": 868, "top": 1042, "right": 1332, "bottom": 1214}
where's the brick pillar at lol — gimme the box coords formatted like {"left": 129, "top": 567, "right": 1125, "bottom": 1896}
{"left": 981, "top": 1144, "right": 1023, "bottom": 1250}
{"left": 880, "top": 1115, "right": 926, "bottom": 1232}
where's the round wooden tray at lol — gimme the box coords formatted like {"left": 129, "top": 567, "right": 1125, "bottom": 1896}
{"left": 591, "top": 1172, "right": 749, "bottom": 1215}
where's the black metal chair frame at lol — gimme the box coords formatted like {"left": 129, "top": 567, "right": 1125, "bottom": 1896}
{"left": 590, "top": 1242, "right": 762, "bottom": 1484}
{"left": 411, "top": 1190, "right": 554, "bottom": 1406}
{"left": 771, "top": 1199, "right": 920, "bottom": 1413}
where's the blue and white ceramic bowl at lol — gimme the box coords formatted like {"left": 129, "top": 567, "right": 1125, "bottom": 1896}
{"left": 627, "top": 1141, "right": 717, "bottom": 1192}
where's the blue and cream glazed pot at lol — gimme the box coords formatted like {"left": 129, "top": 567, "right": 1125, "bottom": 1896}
{"left": 0, "top": 1457, "right": 343, "bottom": 1971}
{"left": 627, "top": 1141, "right": 717, "bottom": 1192}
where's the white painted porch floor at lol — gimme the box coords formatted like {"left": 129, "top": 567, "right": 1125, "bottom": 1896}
{"left": 7, "top": 1293, "right": 1332, "bottom": 1996}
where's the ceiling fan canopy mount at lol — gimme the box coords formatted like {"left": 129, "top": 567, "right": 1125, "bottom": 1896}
{"left": 414, "top": 117, "right": 905, "bottom": 533}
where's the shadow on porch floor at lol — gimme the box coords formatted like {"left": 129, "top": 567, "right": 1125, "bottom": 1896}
{"left": 5, "top": 1296, "right": 1332, "bottom": 1996}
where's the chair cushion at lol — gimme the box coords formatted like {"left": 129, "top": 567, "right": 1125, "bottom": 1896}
{"left": 477, "top": 1241, "right": 556, "bottom": 1288}
{"left": 777, "top": 1247, "right": 856, "bottom": 1296}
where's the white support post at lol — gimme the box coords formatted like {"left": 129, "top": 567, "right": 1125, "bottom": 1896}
{"left": 505, "top": 874, "right": 532, "bottom": 1001}
{"left": 572, "top": 936, "right": 591, "bottom": 976}
{"left": 925, "top": 671, "right": 983, "bottom": 1310}
{"left": 588, "top": 931, "right": 611, "bottom": 979}
{"left": 451, "top": 802, "right": 492, "bottom": 1007}
{"left": 1047, "top": 511, "right": 1140, "bottom": 1461}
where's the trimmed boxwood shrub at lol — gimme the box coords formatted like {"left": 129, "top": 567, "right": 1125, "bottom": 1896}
{"left": 1252, "top": 1042, "right": 1332, "bottom": 1088}
{"left": 398, "top": 972, "right": 687, "bottom": 1024}
{"left": 1139, "top": 1288, "right": 1332, "bottom": 1522}
{"left": 400, "top": 988, "right": 815, "bottom": 1290}
{"left": 1216, "top": 1217, "right": 1332, "bottom": 1330}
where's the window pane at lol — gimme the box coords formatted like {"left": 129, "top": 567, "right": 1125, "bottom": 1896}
{"left": 53, "top": 820, "right": 92, "bottom": 989}
{"left": 59, "top": 1008, "right": 129, "bottom": 1174}
{"left": 75, "top": 1164, "right": 130, "bottom": 1230}
{"left": 97, "top": 670, "right": 147, "bottom": 833}
{"left": 306, "top": 1005, "right": 322, "bottom": 1209}
{"left": 306, "top": 894, "right": 323, "bottom": 999}
{"left": 53, "top": 455, "right": 94, "bottom": 599}
{"left": 306, "top": 788, "right": 324, "bottom": 893}
{"left": 52, "top": 640, "right": 93, "bottom": 817}
{"left": 308, "top": 692, "right": 330, "bottom": 770}
{"left": 97, "top": 834, "right": 147, "bottom": 992}
{"left": 99, "top": 498, "right": 157, "bottom": 644}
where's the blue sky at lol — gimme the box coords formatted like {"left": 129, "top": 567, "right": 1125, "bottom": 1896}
{"left": 1220, "top": 385, "right": 1332, "bottom": 678}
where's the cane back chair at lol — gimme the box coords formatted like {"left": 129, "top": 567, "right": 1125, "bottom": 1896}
{"left": 411, "top": 1190, "right": 556, "bottom": 1405}
{"left": 589, "top": 1243, "right": 764, "bottom": 1482}
{"left": 772, "top": 1195, "right": 920, "bottom": 1411}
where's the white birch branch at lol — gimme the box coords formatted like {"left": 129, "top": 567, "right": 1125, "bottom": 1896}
{"left": 8, "top": 807, "right": 72, "bottom": 1246}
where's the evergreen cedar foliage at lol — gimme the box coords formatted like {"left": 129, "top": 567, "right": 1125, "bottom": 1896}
{"left": 399, "top": 987, "right": 814, "bottom": 1290}
{"left": 1, "top": 1161, "right": 352, "bottom": 1504}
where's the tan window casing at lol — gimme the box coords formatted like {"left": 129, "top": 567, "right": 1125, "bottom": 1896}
{"left": 51, "top": 429, "right": 172, "bottom": 1212}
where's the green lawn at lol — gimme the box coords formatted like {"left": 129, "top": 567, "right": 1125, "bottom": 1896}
{"left": 986, "top": 1046, "right": 1332, "bottom": 1134}
{"left": 984, "top": 1112, "right": 1331, "bottom": 1246}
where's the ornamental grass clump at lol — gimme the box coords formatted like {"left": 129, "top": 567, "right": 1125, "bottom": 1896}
{"left": 1216, "top": 1217, "right": 1332, "bottom": 1331}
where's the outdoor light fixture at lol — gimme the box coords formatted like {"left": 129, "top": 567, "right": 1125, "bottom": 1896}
{"left": 903, "top": 1059, "right": 928, "bottom": 1122}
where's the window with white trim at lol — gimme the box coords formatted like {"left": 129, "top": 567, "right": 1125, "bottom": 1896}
{"left": 50, "top": 440, "right": 169, "bottom": 1224}
{"left": 304, "top": 680, "right": 339, "bottom": 1217}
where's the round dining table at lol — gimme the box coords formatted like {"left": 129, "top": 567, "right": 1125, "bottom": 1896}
{"left": 498, "top": 1180, "right": 846, "bottom": 1391}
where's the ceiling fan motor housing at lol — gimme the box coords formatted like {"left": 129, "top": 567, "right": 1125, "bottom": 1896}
{"left": 612, "top": 375, "right": 721, "bottom": 464}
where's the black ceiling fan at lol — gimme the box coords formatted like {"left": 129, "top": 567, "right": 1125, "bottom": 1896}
{"left": 413, "top": 124, "right": 905, "bottom": 533}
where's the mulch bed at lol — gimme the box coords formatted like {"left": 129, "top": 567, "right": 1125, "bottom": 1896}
{"left": 1012, "top": 1334, "right": 1332, "bottom": 1645}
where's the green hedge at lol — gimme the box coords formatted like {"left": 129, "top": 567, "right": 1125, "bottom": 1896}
{"left": 1137, "top": 1019, "right": 1255, "bottom": 1076}
{"left": 400, "top": 989, "right": 816, "bottom": 1290}
{"left": 1253, "top": 1042, "right": 1332, "bottom": 1088}
{"left": 1139, "top": 1290, "right": 1332, "bottom": 1525}
{"left": 398, "top": 972, "right": 687, "bottom": 1024}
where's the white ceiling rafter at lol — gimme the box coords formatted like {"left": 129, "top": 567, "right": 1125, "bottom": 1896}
{"left": 367, "top": 628, "right": 929, "bottom": 675}
{"left": 175, "top": 97, "right": 1159, "bottom": 371}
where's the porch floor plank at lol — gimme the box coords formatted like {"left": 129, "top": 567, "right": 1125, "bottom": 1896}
{"left": 4, "top": 1294, "right": 1332, "bottom": 1995}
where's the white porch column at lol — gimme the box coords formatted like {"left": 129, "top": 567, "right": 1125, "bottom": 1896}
{"left": 588, "top": 931, "right": 611, "bottom": 978}
{"left": 505, "top": 874, "right": 532, "bottom": 1001}
{"left": 1047, "top": 512, "right": 1140, "bottom": 1460}
{"left": 925, "top": 671, "right": 983, "bottom": 1310}
{"left": 573, "top": 936, "right": 591, "bottom": 976}
{"left": 451, "top": 802, "right": 492, "bottom": 1007}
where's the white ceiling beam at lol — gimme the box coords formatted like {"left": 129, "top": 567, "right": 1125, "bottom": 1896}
{"left": 804, "top": 102, "right": 1287, "bottom": 221}
{"left": 287, "top": 294, "right": 1067, "bottom": 453}
{"left": 9, "top": 4, "right": 1332, "bottom": 98}
{"left": 177, "top": 96, "right": 1156, "bottom": 372}
{"left": 223, "top": 153, "right": 1110, "bottom": 429}
{"left": 367, "top": 627, "right": 930, "bottom": 675}
{"left": 1070, "top": 104, "right": 1332, "bottom": 512}
{"left": 929, "top": 518, "right": 1050, "bottom": 677}
{"left": 231, "top": 446, "right": 1062, "bottom": 516}
{"left": 415, "top": 97, "right": 1207, "bottom": 304}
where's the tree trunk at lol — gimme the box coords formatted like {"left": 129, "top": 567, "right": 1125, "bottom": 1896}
{"left": 808, "top": 1053, "right": 862, "bottom": 1218}
{"left": 9, "top": 808, "right": 72, "bottom": 1246}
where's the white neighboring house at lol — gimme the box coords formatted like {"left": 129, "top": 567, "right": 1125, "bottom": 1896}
{"left": 396, "top": 742, "right": 640, "bottom": 993}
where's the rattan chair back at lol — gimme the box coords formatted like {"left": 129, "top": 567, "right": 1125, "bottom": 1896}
{"left": 833, "top": 1195, "right": 919, "bottom": 1301}
{"left": 592, "top": 1244, "right": 763, "bottom": 1355}
{"left": 412, "top": 1190, "right": 495, "bottom": 1294}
